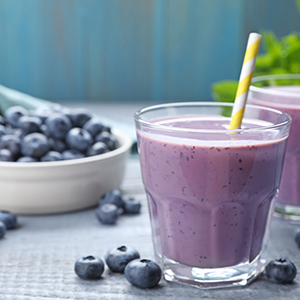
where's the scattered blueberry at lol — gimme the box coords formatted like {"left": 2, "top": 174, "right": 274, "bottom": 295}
{"left": 86, "top": 142, "right": 108, "bottom": 156}
{"left": 62, "top": 149, "right": 85, "bottom": 160}
{"left": 5, "top": 106, "right": 28, "bottom": 128}
{"left": 21, "top": 133, "right": 50, "bottom": 159}
{"left": 0, "top": 149, "right": 13, "bottom": 161}
{"left": 294, "top": 227, "right": 300, "bottom": 247}
{"left": 265, "top": 259, "right": 297, "bottom": 284}
{"left": 96, "top": 203, "right": 118, "bottom": 224}
{"left": 45, "top": 112, "right": 72, "bottom": 139}
{"left": 17, "top": 115, "right": 42, "bottom": 135}
{"left": 105, "top": 245, "right": 140, "bottom": 273}
{"left": 66, "top": 128, "right": 93, "bottom": 153}
{"left": 68, "top": 108, "right": 92, "bottom": 128}
{"left": 40, "top": 151, "right": 63, "bottom": 162}
{"left": 83, "top": 118, "right": 104, "bottom": 137}
{"left": 100, "top": 189, "right": 124, "bottom": 208}
{"left": 74, "top": 256, "right": 105, "bottom": 280}
{"left": 124, "top": 259, "right": 162, "bottom": 288}
{"left": 0, "top": 221, "right": 6, "bottom": 238}
{"left": 16, "top": 156, "right": 38, "bottom": 163}
{"left": 0, "top": 135, "right": 21, "bottom": 159}
{"left": 0, "top": 211, "right": 17, "bottom": 229}
{"left": 95, "top": 131, "right": 119, "bottom": 151}
{"left": 123, "top": 197, "right": 141, "bottom": 214}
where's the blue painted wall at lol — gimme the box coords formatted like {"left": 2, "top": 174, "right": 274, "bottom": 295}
{"left": 0, "top": 0, "right": 299, "bottom": 102}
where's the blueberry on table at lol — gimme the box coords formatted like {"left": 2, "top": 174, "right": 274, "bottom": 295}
{"left": 68, "top": 108, "right": 92, "bottom": 128}
{"left": 294, "top": 227, "right": 300, "bottom": 247}
{"left": 96, "top": 203, "right": 118, "bottom": 224}
{"left": 99, "top": 189, "right": 124, "bottom": 208}
{"left": 265, "top": 259, "right": 297, "bottom": 284}
{"left": 0, "top": 135, "right": 21, "bottom": 160}
{"left": 17, "top": 115, "right": 42, "bottom": 135}
{"left": 105, "top": 245, "right": 140, "bottom": 273}
{"left": 124, "top": 259, "right": 162, "bottom": 288}
{"left": 45, "top": 112, "right": 72, "bottom": 139}
{"left": 74, "top": 256, "right": 105, "bottom": 280}
{"left": 123, "top": 197, "right": 141, "bottom": 214}
{"left": 0, "top": 211, "right": 17, "bottom": 229}
{"left": 16, "top": 156, "right": 38, "bottom": 163}
{"left": 86, "top": 142, "right": 108, "bottom": 156}
{"left": 21, "top": 133, "right": 50, "bottom": 159}
{"left": 5, "top": 106, "right": 28, "bottom": 128}
{"left": 0, "top": 221, "right": 6, "bottom": 238}
{"left": 95, "top": 131, "right": 119, "bottom": 151}
{"left": 40, "top": 151, "right": 63, "bottom": 162}
{"left": 83, "top": 118, "right": 104, "bottom": 137}
{"left": 66, "top": 128, "right": 93, "bottom": 153}
{"left": 0, "top": 149, "right": 14, "bottom": 162}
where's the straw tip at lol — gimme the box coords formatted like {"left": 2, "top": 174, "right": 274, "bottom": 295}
{"left": 249, "top": 32, "right": 262, "bottom": 39}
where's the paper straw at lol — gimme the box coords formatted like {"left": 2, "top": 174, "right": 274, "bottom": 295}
{"left": 229, "top": 33, "right": 262, "bottom": 130}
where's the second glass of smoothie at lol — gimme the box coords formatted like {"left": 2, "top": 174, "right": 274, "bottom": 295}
{"left": 134, "top": 102, "right": 290, "bottom": 289}
{"left": 249, "top": 74, "right": 300, "bottom": 221}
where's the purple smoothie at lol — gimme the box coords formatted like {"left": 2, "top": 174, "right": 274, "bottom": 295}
{"left": 137, "top": 117, "right": 287, "bottom": 268}
{"left": 249, "top": 86, "right": 300, "bottom": 207}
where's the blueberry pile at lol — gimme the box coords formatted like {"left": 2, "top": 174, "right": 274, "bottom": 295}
{"left": 0, "top": 105, "right": 119, "bottom": 162}
{"left": 74, "top": 245, "right": 162, "bottom": 289}
{"left": 96, "top": 189, "right": 141, "bottom": 225}
{"left": 0, "top": 211, "right": 18, "bottom": 239}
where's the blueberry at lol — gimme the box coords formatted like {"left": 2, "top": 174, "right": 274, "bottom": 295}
{"left": 21, "top": 133, "right": 50, "bottom": 159}
{"left": 0, "top": 115, "right": 6, "bottom": 126}
{"left": 294, "top": 227, "right": 300, "bottom": 247}
{"left": 0, "top": 135, "right": 21, "bottom": 160}
{"left": 123, "top": 197, "right": 141, "bottom": 214}
{"left": 0, "top": 149, "right": 13, "bottom": 161}
{"left": 0, "top": 211, "right": 17, "bottom": 229}
{"left": 40, "top": 151, "right": 63, "bottom": 162}
{"left": 0, "top": 221, "right": 6, "bottom": 238}
{"left": 48, "top": 138, "right": 67, "bottom": 153}
{"left": 105, "top": 245, "right": 140, "bottom": 273}
{"left": 96, "top": 203, "right": 118, "bottom": 224}
{"left": 5, "top": 106, "right": 28, "bottom": 128}
{"left": 99, "top": 189, "right": 124, "bottom": 208}
{"left": 17, "top": 116, "right": 42, "bottom": 135}
{"left": 74, "top": 256, "right": 105, "bottom": 280}
{"left": 82, "top": 118, "right": 104, "bottom": 137}
{"left": 87, "top": 142, "right": 108, "bottom": 157}
{"left": 95, "top": 131, "right": 119, "bottom": 151}
{"left": 16, "top": 156, "right": 38, "bottom": 163}
{"left": 45, "top": 112, "right": 72, "bottom": 139}
{"left": 0, "top": 124, "right": 7, "bottom": 138}
{"left": 62, "top": 149, "right": 85, "bottom": 160}
{"left": 265, "top": 259, "right": 297, "bottom": 284}
{"left": 68, "top": 108, "right": 92, "bottom": 128}
{"left": 124, "top": 259, "right": 162, "bottom": 288}
{"left": 66, "top": 128, "right": 93, "bottom": 153}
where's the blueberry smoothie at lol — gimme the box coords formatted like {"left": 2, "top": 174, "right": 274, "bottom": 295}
{"left": 249, "top": 85, "right": 300, "bottom": 207}
{"left": 137, "top": 117, "right": 288, "bottom": 269}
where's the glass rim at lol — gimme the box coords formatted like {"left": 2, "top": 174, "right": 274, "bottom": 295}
{"left": 134, "top": 102, "right": 291, "bottom": 134}
{"left": 250, "top": 74, "right": 300, "bottom": 98}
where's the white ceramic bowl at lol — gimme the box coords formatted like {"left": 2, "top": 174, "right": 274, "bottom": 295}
{"left": 0, "top": 129, "right": 132, "bottom": 215}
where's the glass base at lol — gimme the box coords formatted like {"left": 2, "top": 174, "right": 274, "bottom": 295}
{"left": 162, "top": 254, "right": 266, "bottom": 289}
{"left": 274, "top": 203, "right": 300, "bottom": 222}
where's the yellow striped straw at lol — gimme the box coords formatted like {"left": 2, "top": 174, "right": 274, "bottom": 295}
{"left": 229, "top": 33, "right": 262, "bottom": 130}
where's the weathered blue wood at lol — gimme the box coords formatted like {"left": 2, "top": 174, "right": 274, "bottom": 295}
{"left": 0, "top": 0, "right": 299, "bottom": 102}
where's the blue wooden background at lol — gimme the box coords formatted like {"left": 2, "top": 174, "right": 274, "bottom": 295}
{"left": 0, "top": 0, "right": 299, "bottom": 103}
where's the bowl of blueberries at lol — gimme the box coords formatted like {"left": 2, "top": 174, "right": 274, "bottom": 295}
{"left": 0, "top": 104, "right": 132, "bottom": 214}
